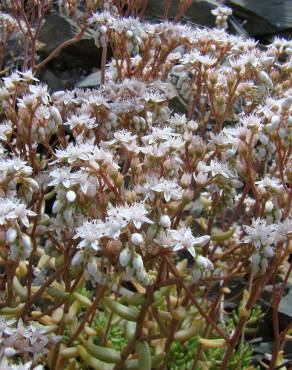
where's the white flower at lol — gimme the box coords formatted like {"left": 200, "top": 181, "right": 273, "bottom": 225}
{"left": 140, "top": 143, "right": 168, "bottom": 158}
{"left": 18, "top": 70, "right": 39, "bottom": 82}
{"left": 29, "top": 84, "right": 50, "bottom": 104}
{"left": 151, "top": 179, "right": 183, "bottom": 202}
{"left": 49, "top": 167, "right": 80, "bottom": 189}
{"left": 105, "top": 215, "right": 127, "bottom": 239}
{"left": 126, "top": 203, "right": 153, "bottom": 229}
{"left": 64, "top": 113, "right": 97, "bottom": 130}
{"left": 211, "top": 5, "right": 232, "bottom": 16}
{"left": 255, "top": 176, "right": 283, "bottom": 194}
{"left": 0, "top": 157, "right": 32, "bottom": 175}
{"left": 142, "top": 127, "right": 177, "bottom": 145}
{"left": 3, "top": 72, "right": 22, "bottom": 90}
{"left": 262, "top": 245, "right": 274, "bottom": 258}
{"left": 169, "top": 114, "right": 187, "bottom": 128}
{"left": 0, "top": 120, "right": 12, "bottom": 141}
{"left": 274, "top": 218, "right": 292, "bottom": 243}
{"left": 170, "top": 227, "right": 210, "bottom": 257}
{"left": 193, "top": 172, "right": 209, "bottom": 185}
{"left": 113, "top": 129, "right": 137, "bottom": 144}
{"left": 240, "top": 114, "right": 263, "bottom": 131}
{"left": 55, "top": 141, "right": 95, "bottom": 164}
{"left": 89, "top": 10, "right": 115, "bottom": 25}
{"left": 74, "top": 219, "right": 108, "bottom": 251}
{"left": 123, "top": 140, "right": 141, "bottom": 154}
{"left": 107, "top": 203, "right": 153, "bottom": 229}
{"left": 206, "top": 160, "right": 234, "bottom": 179}
{"left": 0, "top": 198, "right": 36, "bottom": 227}
{"left": 243, "top": 218, "right": 275, "bottom": 248}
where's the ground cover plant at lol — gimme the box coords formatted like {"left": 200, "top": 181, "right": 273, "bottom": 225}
{"left": 0, "top": 1, "right": 291, "bottom": 369}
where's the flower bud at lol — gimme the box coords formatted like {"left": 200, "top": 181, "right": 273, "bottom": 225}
{"left": 6, "top": 228, "right": 17, "bottom": 243}
{"left": 271, "top": 115, "right": 281, "bottom": 126}
{"left": 100, "top": 25, "right": 107, "bottom": 34}
{"left": 263, "top": 245, "right": 274, "bottom": 258}
{"left": 119, "top": 248, "right": 131, "bottom": 267}
{"left": 3, "top": 347, "right": 16, "bottom": 357}
{"left": 160, "top": 215, "right": 171, "bottom": 229}
{"left": 187, "top": 120, "right": 198, "bottom": 132}
{"left": 126, "top": 30, "right": 133, "bottom": 38}
{"left": 196, "top": 255, "right": 208, "bottom": 269}
{"left": 52, "top": 200, "right": 62, "bottom": 213}
{"left": 135, "top": 104, "right": 144, "bottom": 113}
{"left": 265, "top": 200, "right": 274, "bottom": 212}
{"left": 133, "top": 253, "right": 144, "bottom": 271}
{"left": 136, "top": 269, "right": 148, "bottom": 283}
{"left": 261, "top": 56, "right": 274, "bottom": 67}
{"left": 258, "top": 71, "right": 273, "bottom": 88}
{"left": 131, "top": 233, "right": 144, "bottom": 246}
{"left": 251, "top": 253, "right": 260, "bottom": 266}
{"left": 278, "top": 128, "right": 286, "bottom": 139}
{"left": 21, "top": 234, "right": 32, "bottom": 250}
{"left": 181, "top": 173, "right": 192, "bottom": 187}
{"left": 66, "top": 190, "right": 76, "bottom": 203}
{"left": 260, "top": 257, "right": 268, "bottom": 273}
{"left": 125, "top": 265, "right": 134, "bottom": 277}
{"left": 182, "top": 189, "right": 194, "bottom": 203}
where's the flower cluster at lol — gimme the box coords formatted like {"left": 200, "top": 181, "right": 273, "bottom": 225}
{"left": 211, "top": 5, "right": 232, "bottom": 29}
{"left": 0, "top": 317, "right": 60, "bottom": 367}
{"left": 0, "top": 5, "right": 291, "bottom": 370}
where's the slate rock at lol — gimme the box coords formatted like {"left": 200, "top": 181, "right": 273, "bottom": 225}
{"left": 76, "top": 71, "right": 101, "bottom": 88}
{"left": 38, "top": 13, "right": 101, "bottom": 70}
{"left": 226, "top": 0, "right": 292, "bottom": 35}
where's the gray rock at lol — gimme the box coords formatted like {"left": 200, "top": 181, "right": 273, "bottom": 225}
{"left": 226, "top": 0, "right": 292, "bottom": 35}
{"left": 76, "top": 71, "right": 101, "bottom": 88}
{"left": 38, "top": 12, "right": 101, "bottom": 70}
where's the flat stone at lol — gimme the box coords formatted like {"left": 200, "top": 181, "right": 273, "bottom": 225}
{"left": 226, "top": 0, "right": 292, "bottom": 35}
{"left": 76, "top": 71, "right": 101, "bottom": 88}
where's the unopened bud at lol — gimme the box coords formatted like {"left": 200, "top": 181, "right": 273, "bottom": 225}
{"left": 119, "top": 248, "right": 131, "bottom": 267}
{"left": 131, "top": 233, "right": 144, "bottom": 246}
{"left": 181, "top": 173, "right": 192, "bottom": 187}
{"left": 196, "top": 255, "right": 208, "bottom": 269}
{"left": 66, "top": 190, "right": 76, "bottom": 203}
{"left": 21, "top": 234, "right": 32, "bottom": 249}
{"left": 265, "top": 200, "right": 274, "bottom": 212}
{"left": 133, "top": 253, "right": 144, "bottom": 271}
{"left": 271, "top": 115, "right": 281, "bottom": 126}
{"left": 263, "top": 245, "right": 274, "bottom": 258}
{"left": 258, "top": 70, "right": 273, "bottom": 88}
{"left": 3, "top": 347, "right": 16, "bottom": 357}
{"left": 182, "top": 189, "right": 194, "bottom": 203}
{"left": 160, "top": 215, "right": 171, "bottom": 229}
{"left": 6, "top": 228, "right": 17, "bottom": 243}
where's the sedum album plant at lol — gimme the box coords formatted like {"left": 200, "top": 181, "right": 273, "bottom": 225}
{"left": 0, "top": 1, "right": 291, "bottom": 369}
